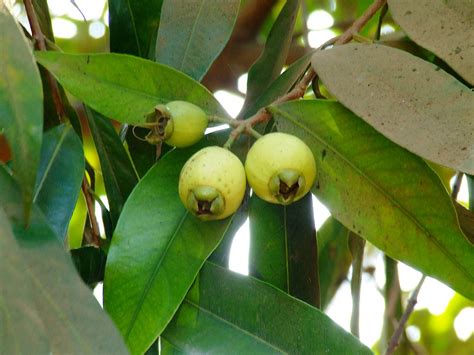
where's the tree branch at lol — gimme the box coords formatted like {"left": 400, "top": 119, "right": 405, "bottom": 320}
{"left": 24, "top": 0, "right": 66, "bottom": 121}
{"left": 385, "top": 275, "right": 426, "bottom": 355}
{"left": 24, "top": 1, "right": 100, "bottom": 246}
{"left": 222, "top": 0, "right": 387, "bottom": 148}
{"left": 82, "top": 177, "right": 101, "bottom": 247}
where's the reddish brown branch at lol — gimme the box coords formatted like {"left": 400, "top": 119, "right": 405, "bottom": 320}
{"left": 24, "top": 0, "right": 100, "bottom": 246}
{"left": 385, "top": 275, "right": 426, "bottom": 355}
{"left": 222, "top": 0, "right": 388, "bottom": 147}
{"left": 81, "top": 178, "right": 101, "bottom": 247}
{"left": 23, "top": 0, "right": 66, "bottom": 120}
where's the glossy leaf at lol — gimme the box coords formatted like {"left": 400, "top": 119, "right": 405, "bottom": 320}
{"left": 311, "top": 43, "right": 474, "bottom": 174}
{"left": 249, "top": 193, "right": 319, "bottom": 306}
{"left": 35, "top": 51, "right": 227, "bottom": 124}
{"left": 455, "top": 201, "right": 474, "bottom": 244}
{"left": 33, "top": 124, "right": 84, "bottom": 240}
{"left": 124, "top": 126, "right": 157, "bottom": 178}
{"left": 104, "top": 137, "right": 237, "bottom": 354}
{"left": 71, "top": 246, "right": 107, "bottom": 287}
{"left": 109, "top": 0, "right": 163, "bottom": 58}
{"left": 0, "top": 166, "right": 128, "bottom": 354}
{"left": 208, "top": 129, "right": 251, "bottom": 266}
{"left": 161, "top": 262, "right": 372, "bottom": 354}
{"left": 318, "top": 216, "right": 351, "bottom": 310}
{"left": 244, "top": 50, "right": 314, "bottom": 119}
{"left": 0, "top": 207, "right": 49, "bottom": 353}
{"left": 270, "top": 100, "right": 474, "bottom": 299}
{"left": 242, "top": 0, "right": 301, "bottom": 117}
{"left": 209, "top": 200, "right": 249, "bottom": 267}
{"left": 0, "top": 7, "right": 43, "bottom": 219}
{"left": 155, "top": 0, "right": 240, "bottom": 81}
{"left": 388, "top": 0, "right": 474, "bottom": 85}
{"left": 85, "top": 108, "right": 138, "bottom": 226}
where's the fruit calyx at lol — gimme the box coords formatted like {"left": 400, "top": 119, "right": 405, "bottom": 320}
{"left": 186, "top": 186, "right": 225, "bottom": 218}
{"left": 268, "top": 169, "right": 306, "bottom": 205}
{"left": 144, "top": 105, "right": 173, "bottom": 145}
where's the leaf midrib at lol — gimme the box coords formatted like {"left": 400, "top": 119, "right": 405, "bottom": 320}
{"left": 40, "top": 55, "right": 174, "bottom": 108}
{"left": 124, "top": 210, "right": 189, "bottom": 339}
{"left": 33, "top": 125, "right": 70, "bottom": 202}
{"left": 124, "top": 0, "right": 142, "bottom": 57}
{"left": 272, "top": 106, "right": 474, "bottom": 283}
{"left": 178, "top": 0, "right": 206, "bottom": 72}
{"left": 182, "top": 298, "right": 286, "bottom": 353}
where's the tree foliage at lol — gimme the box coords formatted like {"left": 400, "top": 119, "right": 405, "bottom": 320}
{"left": 1, "top": 0, "right": 473, "bottom": 354}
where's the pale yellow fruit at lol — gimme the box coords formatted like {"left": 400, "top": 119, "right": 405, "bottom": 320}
{"left": 179, "top": 146, "right": 246, "bottom": 220}
{"left": 164, "top": 101, "right": 208, "bottom": 148}
{"left": 245, "top": 132, "right": 316, "bottom": 205}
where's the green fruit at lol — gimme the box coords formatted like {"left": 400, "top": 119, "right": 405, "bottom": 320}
{"left": 179, "top": 146, "right": 246, "bottom": 220}
{"left": 165, "top": 101, "right": 208, "bottom": 147}
{"left": 245, "top": 132, "right": 316, "bottom": 205}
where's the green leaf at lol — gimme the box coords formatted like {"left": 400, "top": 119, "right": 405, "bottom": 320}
{"left": 0, "top": 166, "right": 128, "bottom": 354}
{"left": 124, "top": 126, "right": 157, "bottom": 178}
{"left": 35, "top": 51, "right": 227, "bottom": 124}
{"left": 311, "top": 43, "right": 474, "bottom": 174}
{"left": 0, "top": 6, "right": 43, "bottom": 219}
{"left": 207, "top": 129, "right": 251, "bottom": 266}
{"left": 318, "top": 216, "right": 351, "bottom": 310}
{"left": 161, "top": 262, "right": 372, "bottom": 354}
{"left": 104, "top": 137, "right": 236, "bottom": 354}
{"left": 71, "top": 246, "right": 107, "bottom": 286}
{"left": 249, "top": 193, "right": 319, "bottom": 306}
{"left": 455, "top": 201, "right": 474, "bottom": 244}
{"left": 241, "top": 0, "right": 301, "bottom": 118}
{"left": 244, "top": 50, "right": 314, "bottom": 119}
{"left": 270, "top": 100, "right": 474, "bottom": 300}
{"left": 0, "top": 207, "right": 50, "bottom": 353}
{"left": 33, "top": 124, "right": 84, "bottom": 240}
{"left": 85, "top": 108, "right": 138, "bottom": 226}
{"left": 388, "top": 0, "right": 474, "bottom": 85}
{"left": 209, "top": 201, "right": 249, "bottom": 267}
{"left": 109, "top": 0, "right": 164, "bottom": 59}
{"left": 155, "top": 0, "right": 240, "bottom": 81}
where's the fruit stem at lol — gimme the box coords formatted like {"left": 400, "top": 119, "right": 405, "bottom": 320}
{"left": 208, "top": 115, "right": 240, "bottom": 127}
{"left": 222, "top": 0, "right": 387, "bottom": 145}
{"left": 245, "top": 126, "right": 263, "bottom": 139}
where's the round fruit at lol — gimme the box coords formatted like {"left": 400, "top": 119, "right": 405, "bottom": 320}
{"left": 245, "top": 132, "right": 316, "bottom": 205}
{"left": 179, "top": 146, "right": 246, "bottom": 220}
{"left": 164, "top": 101, "right": 208, "bottom": 147}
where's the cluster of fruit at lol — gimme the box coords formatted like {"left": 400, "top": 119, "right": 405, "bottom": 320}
{"left": 149, "top": 101, "right": 317, "bottom": 221}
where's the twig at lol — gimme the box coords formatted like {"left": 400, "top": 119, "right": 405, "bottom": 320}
{"left": 222, "top": 0, "right": 388, "bottom": 148}
{"left": 24, "top": 0, "right": 101, "bottom": 246}
{"left": 23, "top": 0, "right": 66, "bottom": 121}
{"left": 385, "top": 275, "right": 426, "bottom": 355}
{"left": 335, "top": 0, "right": 387, "bottom": 45}
{"left": 81, "top": 177, "right": 101, "bottom": 247}
{"left": 349, "top": 233, "right": 366, "bottom": 337}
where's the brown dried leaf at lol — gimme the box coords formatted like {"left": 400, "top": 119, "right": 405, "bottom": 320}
{"left": 388, "top": 0, "right": 474, "bottom": 85}
{"left": 312, "top": 43, "right": 474, "bottom": 174}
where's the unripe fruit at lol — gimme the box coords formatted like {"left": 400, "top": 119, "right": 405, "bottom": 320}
{"left": 145, "top": 101, "right": 208, "bottom": 148}
{"left": 245, "top": 132, "right": 316, "bottom": 205}
{"left": 165, "top": 101, "right": 208, "bottom": 147}
{"left": 179, "top": 146, "right": 246, "bottom": 220}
